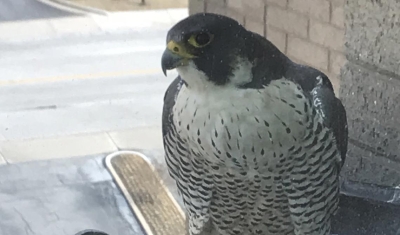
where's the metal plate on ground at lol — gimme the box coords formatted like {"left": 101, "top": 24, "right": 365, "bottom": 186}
{"left": 105, "top": 151, "right": 186, "bottom": 235}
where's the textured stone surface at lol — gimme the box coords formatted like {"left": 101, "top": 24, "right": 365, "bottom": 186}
{"left": 341, "top": 64, "right": 400, "bottom": 127}
{"left": 338, "top": 0, "right": 400, "bottom": 188}
{"left": 341, "top": 142, "right": 400, "bottom": 187}
{"left": 340, "top": 63, "right": 400, "bottom": 161}
{"left": 347, "top": 117, "right": 400, "bottom": 160}
{"left": 345, "top": 0, "right": 400, "bottom": 75}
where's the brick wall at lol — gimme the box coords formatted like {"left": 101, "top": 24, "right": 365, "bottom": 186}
{"left": 188, "top": 0, "right": 400, "bottom": 189}
{"left": 189, "top": 0, "right": 346, "bottom": 94}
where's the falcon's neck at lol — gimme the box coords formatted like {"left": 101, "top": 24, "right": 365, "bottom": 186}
{"left": 176, "top": 64, "right": 211, "bottom": 92}
{"left": 176, "top": 59, "right": 254, "bottom": 92}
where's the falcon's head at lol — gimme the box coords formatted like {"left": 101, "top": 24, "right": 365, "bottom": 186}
{"left": 161, "top": 13, "right": 288, "bottom": 90}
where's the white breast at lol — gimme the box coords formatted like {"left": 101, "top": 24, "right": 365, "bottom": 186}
{"left": 173, "top": 78, "right": 309, "bottom": 173}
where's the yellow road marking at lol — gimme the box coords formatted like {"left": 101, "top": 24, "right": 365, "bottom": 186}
{"left": 0, "top": 68, "right": 161, "bottom": 86}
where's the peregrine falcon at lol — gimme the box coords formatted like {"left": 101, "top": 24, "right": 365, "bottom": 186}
{"left": 161, "top": 13, "right": 348, "bottom": 235}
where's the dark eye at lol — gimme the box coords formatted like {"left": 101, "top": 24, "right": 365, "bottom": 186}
{"left": 195, "top": 33, "right": 211, "bottom": 46}
{"left": 188, "top": 32, "right": 214, "bottom": 48}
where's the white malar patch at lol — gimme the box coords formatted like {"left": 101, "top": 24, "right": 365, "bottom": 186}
{"left": 229, "top": 57, "right": 253, "bottom": 86}
{"left": 176, "top": 61, "right": 211, "bottom": 91}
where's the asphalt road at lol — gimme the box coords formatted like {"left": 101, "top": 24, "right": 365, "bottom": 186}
{"left": 0, "top": 28, "right": 176, "bottom": 141}
{"left": 0, "top": 0, "right": 72, "bottom": 22}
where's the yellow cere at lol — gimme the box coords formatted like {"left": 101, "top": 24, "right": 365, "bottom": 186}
{"left": 167, "top": 40, "right": 198, "bottom": 59}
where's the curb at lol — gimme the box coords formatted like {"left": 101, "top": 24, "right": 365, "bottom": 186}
{"left": 37, "top": 0, "right": 108, "bottom": 15}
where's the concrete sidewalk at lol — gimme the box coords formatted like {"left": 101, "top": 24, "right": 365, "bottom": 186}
{"left": 0, "top": 127, "right": 164, "bottom": 164}
{"left": 0, "top": 8, "right": 188, "bottom": 43}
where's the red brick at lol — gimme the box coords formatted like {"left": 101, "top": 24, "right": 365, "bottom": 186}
{"left": 287, "top": 36, "right": 329, "bottom": 71}
{"left": 309, "top": 20, "right": 345, "bottom": 51}
{"left": 331, "top": 0, "right": 344, "bottom": 28}
{"left": 245, "top": 18, "right": 265, "bottom": 36}
{"left": 189, "top": 0, "right": 206, "bottom": 15}
{"left": 266, "top": 25, "right": 287, "bottom": 53}
{"left": 329, "top": 51, "right": 346, "bottom": 75}
{"left": 288, "top": 0, "right": 330, "bottom": 22}
{"left": 266, "top": 6, "right": 308, "bottom": 38}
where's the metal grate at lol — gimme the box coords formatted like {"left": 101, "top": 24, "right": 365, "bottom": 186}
{"left": 105, "top": 151, "right": 186, "bottom": 235}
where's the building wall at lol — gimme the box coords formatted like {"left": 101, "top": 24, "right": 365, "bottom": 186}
{"left": 189, "top": 0, "right": 400, "bottom": 188}
{"left": 340, "top": 0, "right": 400, "bottom": 187}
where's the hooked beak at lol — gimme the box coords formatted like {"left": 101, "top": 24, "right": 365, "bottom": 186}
{"left": 161, "top": 48, "right": 184, "bottom": 76}
{"left": 161, "top": 40, "right": 197, "bottom": 76}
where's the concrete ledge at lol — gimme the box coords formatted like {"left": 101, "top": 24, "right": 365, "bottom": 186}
{"left": 0, "top": 8, "right": 188, "bottom": 43}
